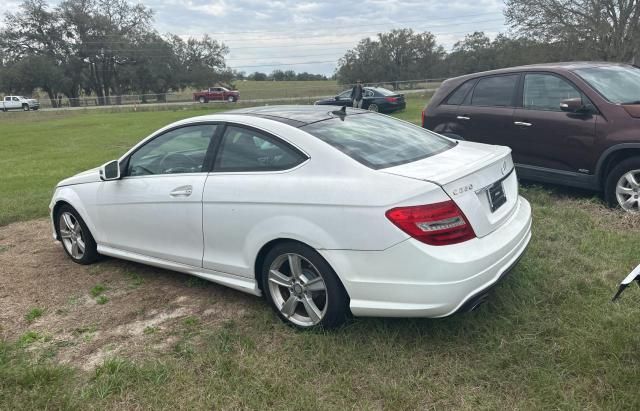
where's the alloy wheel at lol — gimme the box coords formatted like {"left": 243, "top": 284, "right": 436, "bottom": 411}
{"left": 368, "top": 104, "right": 379, "bottom": 112}
{"left": 59, "top": 212, "right": 86, "bottom": 259}
{"left": 267, "top": 253, "right": 328, "bottom": 327}
{"left": 199, "top": 97, "right": 206, "bottom": 103}
{"left": 615, "top": 169, "right": 640, "bottom": 212}
{"left": 227, "top": 96, "right": 234, "bottom": 102}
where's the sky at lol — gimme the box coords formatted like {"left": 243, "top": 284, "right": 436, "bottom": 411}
{"left": 0, "top": 0, "right": 507, "bottom": 76}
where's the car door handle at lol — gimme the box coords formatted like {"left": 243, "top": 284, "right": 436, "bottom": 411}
{"left": 514, "top": 121, "right": 532, "bottom": 127}
{"left": 170, "top": 185, "right": 193, "bottom": 197}
{"left": 456, "top": 115, "right": 471, "bottom": 120}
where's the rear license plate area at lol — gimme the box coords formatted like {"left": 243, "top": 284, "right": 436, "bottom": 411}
{"left": 487, "top": 181, "right": 507, "bottom": 212}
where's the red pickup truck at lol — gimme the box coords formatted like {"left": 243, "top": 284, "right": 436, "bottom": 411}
{"left": 193, "top": 87, "right": 239, "bottom": 103}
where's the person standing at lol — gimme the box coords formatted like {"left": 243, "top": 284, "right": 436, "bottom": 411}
{"left": 350, "top": 80, "right": 364, "bottom": 108}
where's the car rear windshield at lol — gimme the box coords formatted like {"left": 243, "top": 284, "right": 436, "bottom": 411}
{"left": 574, "top": 65, "right": 640, "bottom": 104}
{"left": 373, "top": 88, "right": 396, "bottom": 96}
{"left": 301, "top": 113, "right": 455, "bottom": 169}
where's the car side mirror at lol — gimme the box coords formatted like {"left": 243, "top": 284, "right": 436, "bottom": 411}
{"left": 100, "top": 160, "right": 121, "bottom": 181}
{"left": 560, "top": 98, "right": 588, "bottom": 114}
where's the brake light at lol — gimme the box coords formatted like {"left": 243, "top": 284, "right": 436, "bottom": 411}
{"left": 421, "top": 109, "right": 426, "bottom": 127}
{"left": 385, "top": 97, "right": 398, "bottom": 103}
{"left": 385, "top": 200, "right": 476, "bottom": 246}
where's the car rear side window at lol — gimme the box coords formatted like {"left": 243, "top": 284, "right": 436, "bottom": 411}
{"left": 471, "top": 75, "right": 519, "bottom": 107}
{"left": 523, "top": 74, "right": 582, "bottom": 111}
{"left": 214, "top": 126, "right": 307, "bottom": 172}
{"left": 301, "top": 113, "right": 455, "bottom": 169}
{"left": 445, "top": 81, "right": 474, "bottom": 105}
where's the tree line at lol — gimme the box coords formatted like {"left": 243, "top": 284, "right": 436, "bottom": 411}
{"left": 0, "top": 0, "right": 232, "bottom": 107}
{"left": 337, "top": 0, "right": 640, "bottom": 85}
{"left": 237, "top": 70, "right": 329, "bottom": 81}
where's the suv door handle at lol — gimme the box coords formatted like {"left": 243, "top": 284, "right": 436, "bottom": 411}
{"left": 170, "top": 185, "right": 193, "bottom": 197}
{"left": 514, "top": 121, "right": 532, "bottom": 127}
{"left": 456, "top": 115, "right": 471, "bottom": 120}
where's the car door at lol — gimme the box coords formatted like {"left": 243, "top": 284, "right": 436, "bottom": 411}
{"left": 453, "top": 74, "right": 520, "bottom": 147}
{"left": 201, "top": 124, "right": 309, "bottom": 277}
{"left": 8, "top": 96, "right": 20, "bottom": 109}
{"left": 510, "top": 72, "right": 597, "bottom": 172}
{"left": 95, "top": 123, "right": 220, "bottom": 267}
{"left": 334, "top": 89, "right": 352, "bottom": 106}
{"left": 361, "top": 88, "right": 375, "bottom": 109}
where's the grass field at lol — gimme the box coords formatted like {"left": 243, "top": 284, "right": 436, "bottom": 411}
{"left": 1, "top": 94, "right": 639, "bottom": 409}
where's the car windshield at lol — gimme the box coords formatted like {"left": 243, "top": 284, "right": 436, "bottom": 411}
{"left": 574, "top": 65, "right": 640, "bottom": 104}
{"left": 301, "top": 113, "right": 455, "bottom": 169}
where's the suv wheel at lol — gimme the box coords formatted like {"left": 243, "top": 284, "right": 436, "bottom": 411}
{"left": 605, "top": 157, "right": 640, "bottom": 212}
{"left": 261, "top": 242, "right": 349, "bottom": 329}
{"left": 22, "top": 104, "right": 29, "bottom": 111}
{"left": 199, "top": 96, "right": 207, "bottom": 103}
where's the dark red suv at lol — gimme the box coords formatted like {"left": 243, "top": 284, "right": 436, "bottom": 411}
{"left": 422, "top": 62, "right": 640, "bottom": 212}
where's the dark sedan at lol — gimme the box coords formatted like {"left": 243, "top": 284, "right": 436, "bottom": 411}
{"left": 315, "top": 87, "right": 406, "bottom": 113}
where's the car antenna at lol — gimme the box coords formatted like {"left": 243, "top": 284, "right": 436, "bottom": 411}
{"left": 330, "top": 106, "right": 347, "bottom": 120}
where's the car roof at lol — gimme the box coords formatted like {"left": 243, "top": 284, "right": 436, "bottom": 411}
{"left": 446, "top": 61, "right": 634, "bottom": 83}
{"left": 223, "top": 105, "right": 368, "bottom": 127}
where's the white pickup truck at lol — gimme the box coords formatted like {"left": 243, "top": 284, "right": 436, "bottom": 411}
{"left": 1, "top": 95, "right": 40, "bottom": 112}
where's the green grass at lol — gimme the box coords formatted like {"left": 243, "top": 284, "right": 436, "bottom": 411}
{"left": 89, "top": 284, "right": 106, "bottom": 298}
{"left": 24, "top": 308, "right": 44, "bottom": 323}
{"left": 1, "top": 96, "right": 640, "bottom": 409}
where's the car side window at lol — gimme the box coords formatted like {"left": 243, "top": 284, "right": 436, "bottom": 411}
{"left": 445, "top": 81, "right": 474, "bottom": 105}
{"left": 523, "top": 73, "right": 582, "bottom": 111}
{"left": 364, "top": 89, "right": 374, "bottom": 98}
{"left": 338, "top": 90, "right": 351, "bottom": 98}
{"left": 127, "top": 124, "right": 217, "bottom": 177}
{"left": 4, "top": 97, "right": 9, "bottom": 101}
{"left": 471, "top": 75, "right": 519, "bottom": 107}
{"left": 12, "top": 97, "right": 19, "bottom": 102}
{"left": 214, "top": 126, "right": 306, "bottom": 172}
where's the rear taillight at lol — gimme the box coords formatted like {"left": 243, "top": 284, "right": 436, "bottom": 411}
{"left": 385, "top": 97, "right": 398, "bottom": 103}
{"left": 385, "top": 200, "right": 476, "bottom": 246}
{"left": 421, "top": 109, "right": 426, "bottom": 127}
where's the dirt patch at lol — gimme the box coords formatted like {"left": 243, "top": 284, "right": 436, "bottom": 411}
{"left": 0, "top": 219, "right": 260, "bottom": 369}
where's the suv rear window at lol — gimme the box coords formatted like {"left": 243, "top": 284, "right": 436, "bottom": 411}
{"left": 471, "top": 75, "right": 519, "bottom": 107}
{"left": 301, "top": 113, "right": 455, "bottom": 169}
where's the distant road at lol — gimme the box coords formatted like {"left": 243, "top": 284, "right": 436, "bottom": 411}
{"left": 37, "top": 88, "right": 436, "bottom": 112}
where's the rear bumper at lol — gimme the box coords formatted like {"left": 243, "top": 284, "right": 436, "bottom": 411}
{"left": 320, "top": 196, "right": 532, "bottom": 318}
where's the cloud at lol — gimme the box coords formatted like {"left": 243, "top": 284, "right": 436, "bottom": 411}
{"left": 0, "top": 0, "right": 506, "bottom": 75}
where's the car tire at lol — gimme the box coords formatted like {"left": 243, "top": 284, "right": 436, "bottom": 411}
{"left": 227, "top": 96, "right": 235, "bottom": 102}
{"left": 199, "top": 96, "right": 207, "bottom": 103}
{"left": 368, "top": 104, "right": 379, "bottom": 112}
{"left": 261, "top": 242, "right": 349, "bottom": 329}
{"left": 605, "top": 157, "right": 640, "bottom": 212}
{"left": 22, "top": 104, "right": 29, "bottom": 111}
{"left": 56, "top": 204, "right": 99, "bottom": 264}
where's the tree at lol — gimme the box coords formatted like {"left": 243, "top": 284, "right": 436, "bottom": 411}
{"left": 505, "top": 0, "right": 640, "bottom": 62}
{"left": 336, "top": 29, "right": 445, "bottom": 85}
{"left": 248, "top": 71, "right": 267, "bottom": 81}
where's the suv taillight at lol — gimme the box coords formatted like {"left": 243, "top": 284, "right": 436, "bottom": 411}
{"left": 385, "top": 200, "right": 476, "bottom": 246}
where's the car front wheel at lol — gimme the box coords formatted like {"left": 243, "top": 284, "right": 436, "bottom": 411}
{"left": 261, "top": 242, "right": 349, "bottom": 329}
{"left": 605, "top": 157, "right": 640, "bottom": 212}
{"left": 198, "top": 96, "right": 207, "bottom": 103}
{"left": 56, "top": 205, "right": 99, "bottom": 264}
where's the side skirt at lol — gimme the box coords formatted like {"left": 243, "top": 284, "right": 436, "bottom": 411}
{"left": 97, "top": 245, "right": 262, "bottom": 297}
{"left": 515, "top": 164, "right": 599, "bottom": 191}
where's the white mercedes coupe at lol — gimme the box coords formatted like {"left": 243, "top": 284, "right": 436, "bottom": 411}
{"left": 50, "top": 105, "right": 532, "bottom": 329}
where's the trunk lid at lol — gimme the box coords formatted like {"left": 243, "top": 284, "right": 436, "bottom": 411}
{"left": 382, "top": 141, "right": 518, "bottom": 237}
